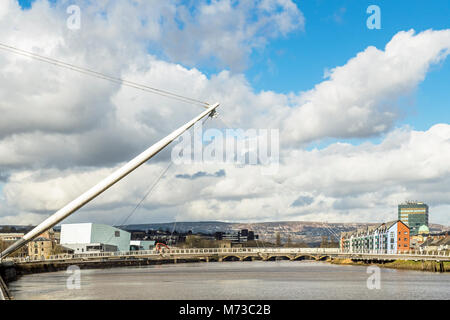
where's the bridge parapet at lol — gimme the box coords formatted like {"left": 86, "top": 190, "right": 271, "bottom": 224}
{"left": 4, "top": 247, "right": 449, "bottom": 264}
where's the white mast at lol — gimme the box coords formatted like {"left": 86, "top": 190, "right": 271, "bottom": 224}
{"left": 0, "top": 103, "right": 219, "bottom": 259}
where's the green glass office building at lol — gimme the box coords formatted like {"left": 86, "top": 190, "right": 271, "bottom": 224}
{"left": 398, "top": 202, "right": 429, "bottom": 236}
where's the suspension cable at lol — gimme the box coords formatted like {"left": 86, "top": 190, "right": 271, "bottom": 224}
{"left": 0, "top": 42, "right": 210, "bottom": 107}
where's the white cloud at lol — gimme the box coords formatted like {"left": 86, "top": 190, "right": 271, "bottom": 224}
{"left": 279, "top": 29, "right": 450, "bottom": 145}
{"left": 159, "top": 0, "right": 304, "bottom": 70}
{"left": 2, "top": 125, "right": 450, "bottom": 226}
{"left": 0, "top": 1, "right": 449, "bottom": 227}
{"left": 0, "top": 0, "right": 299, "bottom": 170}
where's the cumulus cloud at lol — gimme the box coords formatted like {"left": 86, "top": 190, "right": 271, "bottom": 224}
{"left": 7, "top": 0, "right": 303, "bottom": 72}
{"left": 2, "top": 125, "right": 450, "bottom": 226}
{"left": 159, "top": 0, "right": 304, "bottom": 70}
{"left": 0, "top": 0, "right": 300, "bottom": 170}
{"left": 0, "top": 1, "right": 449, "bottom": 227}
{"left": 279, "top": 29, "right": 450, "bottom": 145}
{"left": 2, "top": 13, "right": 449, "bottom": 170}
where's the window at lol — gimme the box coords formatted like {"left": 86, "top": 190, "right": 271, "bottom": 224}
{"left": 404, "top": 238, "right": 407, "bottom": 241}
{"left": 399, "top": 231, "right": 401, "bottom": 235}
{"left": 404, "top": 231, "right": 408, "bottom": 235}
{"left": 115, "top": 231, "right": 120, "bottom": 237}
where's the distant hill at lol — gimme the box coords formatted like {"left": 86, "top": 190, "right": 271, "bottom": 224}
{"left": 119, "top": 221, "right": 234, "bottom": 234}
{"left": 118, "top": 221, "right": 450, "bottom": 245}
{"left": 0, "top": 225, "right": 34, "bottom": 233}
{"left": 2, "top": 221, "right": 448, "bottom": 246}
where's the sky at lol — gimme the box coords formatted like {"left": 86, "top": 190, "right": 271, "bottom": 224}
{"left": 0, "top": 0, "right": 449, "bottom": 226}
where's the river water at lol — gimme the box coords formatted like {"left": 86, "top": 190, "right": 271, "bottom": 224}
{"left": 8, "top": 261, "right": 450, "bottom": 300}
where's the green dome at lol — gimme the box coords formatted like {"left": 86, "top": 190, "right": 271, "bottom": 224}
{"left": 418, "top": 225, "right": 430, "bottom": 234}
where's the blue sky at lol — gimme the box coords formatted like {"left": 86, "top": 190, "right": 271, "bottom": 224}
{"left": 17, "top": 0, "right": 450, "bottom": 135}
{"left": 245, "top": 0, "right": 450, "bottom": 133}
{"left": 3, "top": 0, "right": 449, "bottom": 226}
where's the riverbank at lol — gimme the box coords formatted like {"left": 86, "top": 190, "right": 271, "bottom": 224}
{"left": 329, "top": 258, "right": 450, "bottom": 272}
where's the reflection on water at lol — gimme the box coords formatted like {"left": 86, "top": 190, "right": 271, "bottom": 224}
{"left": 8, "top": 261, "right": 450, "bottom": 300}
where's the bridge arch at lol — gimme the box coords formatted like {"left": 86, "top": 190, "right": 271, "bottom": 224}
{"left": 316, "top": 255, "right": 330, "bottom": 261}
{"left": 266, "top": 255, "right": 291, "bottom": 261}
{"left": 221, "top": 255, "right": 240, "bottom": 262}
{"left": 293, "top": 255, "right": 317, "bottom": 261}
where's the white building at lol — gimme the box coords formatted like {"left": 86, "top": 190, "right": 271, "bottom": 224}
{"left": 60, "top": 223, "right": 131, "bottom": 253}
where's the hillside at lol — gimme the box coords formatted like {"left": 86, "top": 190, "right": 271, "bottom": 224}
{"left": 119, "top": 221, "right": 449, "bottom": 245}
{"left": 2, "top": 221, "right": 448, "bottom": 246}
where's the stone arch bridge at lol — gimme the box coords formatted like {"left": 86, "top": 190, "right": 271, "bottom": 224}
{"left": 6, "top": 247, "right": 449, "bottom": 266}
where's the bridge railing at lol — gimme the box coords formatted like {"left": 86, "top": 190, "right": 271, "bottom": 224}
{"left": 5, "top": 247, "right": 449, "bottom": 264}
{"left": 4, "top": 247, "right": 340, "bottom": 263}
{"left": 341, "top": 250, "right": 449, "bottom": 257}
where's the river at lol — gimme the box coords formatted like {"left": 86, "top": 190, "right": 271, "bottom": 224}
{"left": 8, "top": 261, "right": 450, "bottom": 300}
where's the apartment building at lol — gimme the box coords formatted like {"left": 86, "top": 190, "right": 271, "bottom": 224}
{"left": 341, "top": 220, "right": 410, "bottom": 254}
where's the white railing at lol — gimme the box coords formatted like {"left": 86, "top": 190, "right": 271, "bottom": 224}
{"left": 340, "top": 249, "right": 449, "bottom": 257}
{"left": 5, "top": 247, "right": 448, "bottom": 264}
{"left": 6, "top": 247, "right": 339, "bottom": 263}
